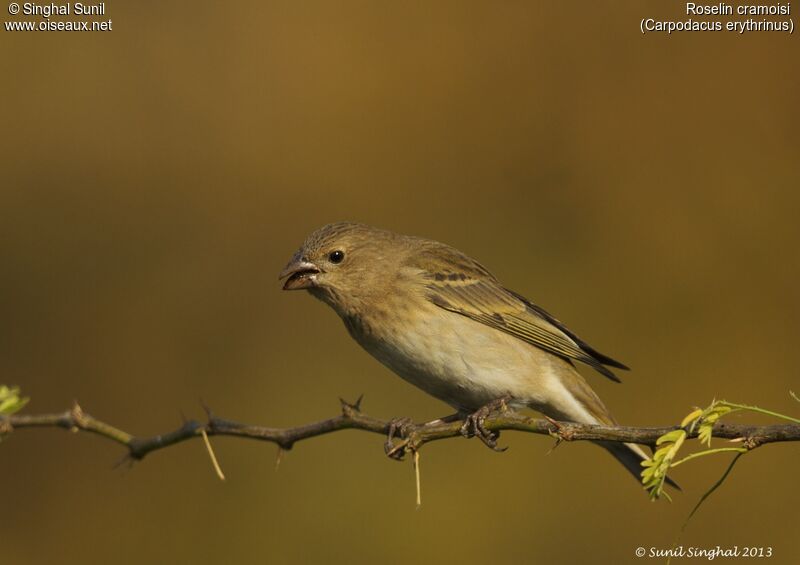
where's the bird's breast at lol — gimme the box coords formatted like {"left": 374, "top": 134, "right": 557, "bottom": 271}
{"left": 343, "top": 299, "right": 553, "bottom": 412}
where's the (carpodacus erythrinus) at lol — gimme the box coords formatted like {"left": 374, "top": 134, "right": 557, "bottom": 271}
{"left": 280, "top": 222, "right": 674, "bottom": 486}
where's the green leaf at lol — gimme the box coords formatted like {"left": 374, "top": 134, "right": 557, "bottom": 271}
{"left": 642, "top": 428, "right": 686, "bottom": 501}
{"left": 694, "top": 401, "right": 736, "bottom": 446}
{"left": 656, "top": 430, "right": 685, "bottom": 445}
{"left": 0, "top": 385, "right": 29, "bottom": 416}
{"left": 680, "top": 408, "right": 703, "bottom": 429}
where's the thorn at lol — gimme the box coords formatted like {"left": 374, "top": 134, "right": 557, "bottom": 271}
{"left": 179, "top": 409, "right": 188, "bottom": 424}
{"left": 339, "top": 396, "right": 363, "bottom": 417}
{"left": 200, "top": 398, "right": 213, "bottom": 419}
{"left": 112, "top": 453, "right": 133, "bottom": 470}
{"left": 69, "top": 401, "right": 86, "bottom": 432}
{"left": 544, "top": 415, "right": 561, "bottom": 441}
{"left": 545, "top": 436, "right": 563, "bottom": 455}
{"left": 200, "top": 428, "right": 226, "bottom": 481}
{"left": 544, "top": 414, "right": 561, "bottom": 429}
{"left": 543, "top": 414, "right": 563, "bottom": 453}
{"left": 544, "top": 415, "right": 573, "bottom": 441}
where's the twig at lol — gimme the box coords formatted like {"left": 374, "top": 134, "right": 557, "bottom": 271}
{"left": 2, "top": 399, "right": 799, "bottom": 465}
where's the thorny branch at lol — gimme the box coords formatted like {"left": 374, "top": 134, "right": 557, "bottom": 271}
{"left": 2, "top": 398, "right": 799, "bottom": 465}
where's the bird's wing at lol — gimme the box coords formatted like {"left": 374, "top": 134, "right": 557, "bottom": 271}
{"left": 415, "top": 246, "right": 627, "bottom": 382}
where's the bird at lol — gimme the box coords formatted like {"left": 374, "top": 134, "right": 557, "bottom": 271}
{"left": 280, "top": 221, "right": 675, "bottom": 487}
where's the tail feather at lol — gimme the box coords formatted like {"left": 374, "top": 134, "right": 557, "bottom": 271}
{"left": 547, "top": 366, "right": 680, "bottom": 490}
{"left": 599, "top": 440, "right": 681, "bottom": 490}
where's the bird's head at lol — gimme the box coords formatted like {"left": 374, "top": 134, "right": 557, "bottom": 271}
{"left": 279, "top": 222, "right": 407, "bottom": 313}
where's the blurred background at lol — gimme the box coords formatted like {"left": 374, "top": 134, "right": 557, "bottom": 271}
{"left": 2, "top": 1, "right": 799, "bottom": 564}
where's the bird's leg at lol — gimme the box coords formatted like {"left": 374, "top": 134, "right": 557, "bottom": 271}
{"left": 384, "top": 417, "right": 415, "bottom": 461}
{"left": 460, "top": 396, "right": 512, "bottom": 452}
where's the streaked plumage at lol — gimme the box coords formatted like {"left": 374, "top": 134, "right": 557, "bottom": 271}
{"left": 280, "top": 222, "right": 672, "bottom": 486}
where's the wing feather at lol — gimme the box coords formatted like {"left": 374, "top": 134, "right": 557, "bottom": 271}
{"left": 415, "top": 247, "right": 627, "bottom": 382}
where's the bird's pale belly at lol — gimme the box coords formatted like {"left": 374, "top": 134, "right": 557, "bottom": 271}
{"left": 352, "top": 305, "right": 565, "bottom": 413}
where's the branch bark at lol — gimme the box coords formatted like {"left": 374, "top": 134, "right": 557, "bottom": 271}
{"left": 2, "top": 399, "right": 799, "bottom": 463}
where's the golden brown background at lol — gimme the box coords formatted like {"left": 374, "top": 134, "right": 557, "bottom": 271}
{"left": 2, "top": 1, "right": 799, "bottom": 564}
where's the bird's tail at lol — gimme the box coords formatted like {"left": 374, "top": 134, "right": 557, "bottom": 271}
{"left": 551, "top": 369, "right": 680, "bottom": 489}
{"left": 597, "top": 440, "right": 681, "bottom": 490}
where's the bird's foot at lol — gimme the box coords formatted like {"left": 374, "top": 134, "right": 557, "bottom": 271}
{"left": 384, "top": 417, "right": 415, "bottom": 461}
{"left": 460, "top": 396, "right": 511, "bottom": 452}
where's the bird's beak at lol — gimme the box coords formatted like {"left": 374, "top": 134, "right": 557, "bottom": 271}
{"left": 279, "top": 256, "right": 321, "bottom": 290}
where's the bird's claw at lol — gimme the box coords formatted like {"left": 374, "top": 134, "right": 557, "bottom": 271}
{"left": 384, "top": 417, "right": 415, "bottom": 461}
{"left": 460, "top": 397, "right": 511, "bottom": 452}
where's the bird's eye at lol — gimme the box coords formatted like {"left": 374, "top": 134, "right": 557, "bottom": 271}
{"left": 328, "top": 250, "right": 345, "bottom": 264}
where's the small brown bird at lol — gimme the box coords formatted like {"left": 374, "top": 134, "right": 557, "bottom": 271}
{"left": 280, "top": 222, "right": 672, "bottom": 486}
